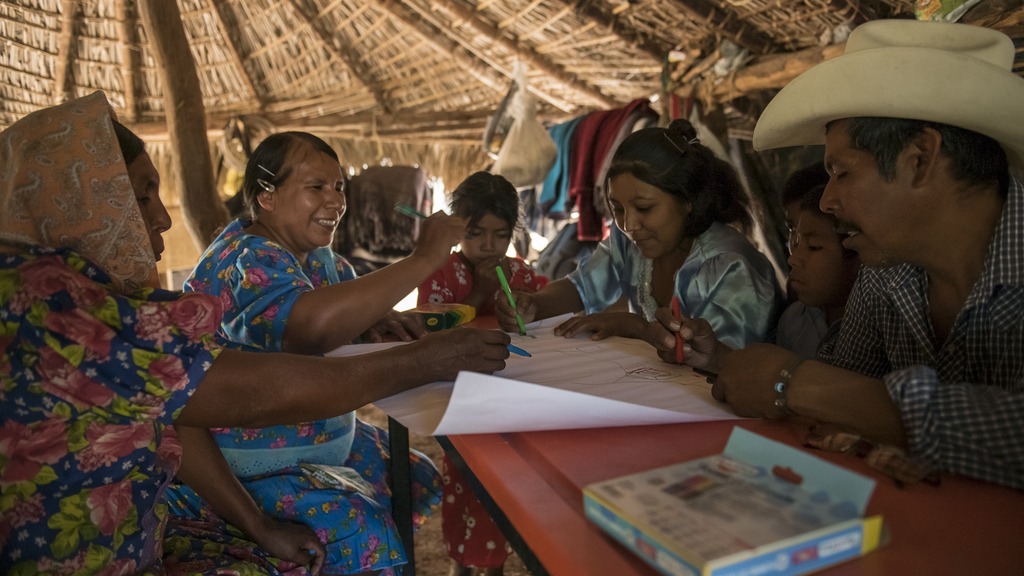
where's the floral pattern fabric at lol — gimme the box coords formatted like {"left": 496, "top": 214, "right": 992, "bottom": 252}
{"left": 417, "top": 252, "right": 548, "bottom": 315}
{"left": 175, "top": 218, "right": 442, "bottom": 574}
{"left": 0, "top": 249, "right": 308, "bottom": 575}
{"left": 165, "top": 419, "right": 439, "bottom": 573}
{"left": 418, "top": 251, "right": 547, "bottom": 567}
{"left": 440, "top": 459, "right": 512, "bottom": 567}
{"left": 185, "top": 219, "right": 356, "bottom": 354}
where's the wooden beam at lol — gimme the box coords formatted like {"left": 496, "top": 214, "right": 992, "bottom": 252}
{"left": 136, "top": 0, "right": 228, "bottom": 249}
{"left": 429, "top": 0, "right": 616, "bottom": 108}
{"left": 705, "top": 43, "right": 845, "bottom": 101}
{"left": 286, "top": 0, "right": 388, "bottom": 111}
{"left": 270, "top": 108, "right": 496, "bottom": 128}
{"left": 128, "top": 109, "right": 503, "bottom": 140}
{"left": 52, "top": 0, "right": 77, "bottom": 104}
{"left": 961, "top": 0, "right": 1024, "bottom": 38}
{"left": 374, "top": 0, "right": 574, "bottom": 113}
{"left": 128, "top": 117, "right": 484, "bottom": 146}
{"left": 667, "top": 0, "right": 774, "bottom": 55}
{"left": 698, "top": 0, "right": 1024, "bottom": 103}
{"left": 114, "top": 0, "right": 137, "bottom": 122}
{"left": 568, "top": 0, "right": 666, "bottom": 63}
{"left": 208, "top": 1, "right": 262, "bottom": 109}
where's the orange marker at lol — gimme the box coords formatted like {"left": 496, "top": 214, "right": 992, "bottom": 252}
{"left": 671, "top": 296, "right": 684, "bottom": 364}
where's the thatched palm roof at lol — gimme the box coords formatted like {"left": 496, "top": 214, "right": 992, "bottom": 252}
{"left": 6, "top": 0, "right": 1024, "bottom": 163}
{"left": 3, "top": 0, "right": 1024, "bottom": 279}
{"left": 0, "top": 1, "right": 919, "bottom": 134}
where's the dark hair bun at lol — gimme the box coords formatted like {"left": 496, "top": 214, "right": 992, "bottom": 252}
{"left": 667, "top": 119, "right": 698, "bottom": 144}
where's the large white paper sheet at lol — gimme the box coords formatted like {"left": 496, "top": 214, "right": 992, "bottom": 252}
{"left": 328, "top": 314, "right": 742, "bottom": 435}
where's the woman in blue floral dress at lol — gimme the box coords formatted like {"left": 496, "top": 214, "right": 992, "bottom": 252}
{"left": 0, "top": 92, "right": 509, "bottom": 575}
{"left": 165, "top": 132, "right": 468, "bottom": 574}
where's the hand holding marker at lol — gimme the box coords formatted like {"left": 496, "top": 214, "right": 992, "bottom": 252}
{"left": 671, "top": 296, "right": 684, "bottom": 363}
{"left": 393, "top": 202, "right": 427, "bottom": 219}
{"left": 496, "top": 266, "right": 532, "bottom": 357}
{"left": 507, "top": 343, "right": 531, "bottom": 357}
{"left": 397, "top": 203, "right": 530, "bottom": 357}
{"left": 495, "top": 265, "right": 527, "bottom": 336}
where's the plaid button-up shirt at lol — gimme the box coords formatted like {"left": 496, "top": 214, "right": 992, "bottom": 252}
{"left": 819, "top": 176, "right": 1024, "bottom": 489}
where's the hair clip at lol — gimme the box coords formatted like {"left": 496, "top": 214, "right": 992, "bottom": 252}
{"left": 257, "top": 164, "right": 275, "bottom": 177}
{"left": 256, "top": 178, "right": 276, "bottom": 193}
{"left": 688, "top": 136, "right": 700, "bottom": 145}
{"left": 664, "top": 132, "right": 688, "bottom": 156}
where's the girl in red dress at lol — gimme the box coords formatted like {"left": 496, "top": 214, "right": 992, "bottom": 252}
{"left": 418, "top": 172, "right": 548, "bottom": 575}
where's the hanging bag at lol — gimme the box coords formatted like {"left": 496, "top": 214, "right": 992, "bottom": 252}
{"left": 491, "top": 66, "right": 557, "bottom": 188}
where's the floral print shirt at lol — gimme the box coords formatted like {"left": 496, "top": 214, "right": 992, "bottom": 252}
{"left": 417, "top": 252, "right": 548, "bottom": 315}
{"left": 0, "top": 248, "right": 222, "bottom": 574}
{"left": 183, "top": 219, "right": 358, "bottom": 476}
{"left": 185, "top": 219, "right": 356, "bottom": 354}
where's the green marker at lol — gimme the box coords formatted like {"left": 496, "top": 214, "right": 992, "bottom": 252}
{"left": 393, "top": 202, "right": 427, "bottom": 219}
{"left": 495, "top": 265, "right": 527, "bottom": 335}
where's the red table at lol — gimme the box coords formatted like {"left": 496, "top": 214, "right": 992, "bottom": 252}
{"left": 442, "top": 418, "right": 1024, "bottom": 575}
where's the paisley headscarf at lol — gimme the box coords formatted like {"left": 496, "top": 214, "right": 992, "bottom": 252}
{"left": 0, "top": 90, "right": 159, "bottom": 291}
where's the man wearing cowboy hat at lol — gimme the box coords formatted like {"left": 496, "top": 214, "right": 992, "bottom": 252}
{"left": 680, "top": 19, "right": 1024, "bottom": 489}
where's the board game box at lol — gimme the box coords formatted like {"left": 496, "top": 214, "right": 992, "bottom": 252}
{"left": 583, "top": 428, "right": 886, "bottom": 576}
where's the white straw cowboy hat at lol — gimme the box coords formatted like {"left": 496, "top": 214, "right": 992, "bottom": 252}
{"left": 753, "top": 19, "right": 1024, "bottom": 172}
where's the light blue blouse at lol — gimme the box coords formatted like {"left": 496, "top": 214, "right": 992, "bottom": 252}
{"left": 568, "top": 222, "right": 782, "bottom": 349}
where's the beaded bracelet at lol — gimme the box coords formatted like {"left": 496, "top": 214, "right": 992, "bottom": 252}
{"left": 773, "top": 357, "right": 805, "bottom": 417}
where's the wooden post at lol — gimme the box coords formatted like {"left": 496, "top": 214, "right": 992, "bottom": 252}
{"left": 137, "top": 0, "right": 228, "bottom": 249}
{"left": 53, "top": 0, "right": 77, "bottom": 104}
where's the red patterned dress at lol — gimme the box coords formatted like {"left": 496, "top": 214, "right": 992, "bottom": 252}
{"left": 417, "top": 251, "right": 548, "bottom": 567}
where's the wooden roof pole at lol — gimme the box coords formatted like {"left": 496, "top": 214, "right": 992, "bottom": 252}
{"left": 566, "top": 0, "right": 666, "bottom": 63}
{"left": 429, "top": 0, "right": 617, "bottom": 108}
{"left": 286, "top": 0, "right": 388, "bottom": 112}
{"left": 701, "top": 0, "right": 1024, "bottom": 102}
{"left": 375, "top": 0, "right": 586, "bottom": 113}
{"left": 115, "top": 0, "right": 138, "bottom": 122}
{"left": 666, "top": 0, "right": 774, "bottom": 55}
{"left": 137, "top": 0, "right": 228, "bottom": 249}
{"left": 53, "top": 0, "right": 77, "bottom": 104}
{"left": 705, "top": 43, "right": 845, "bottom": 102}
{"left": 208, "top": 1, "right": 262, "bottom": 109}
{"left": 960, "top": 0, "right": 1024, "bottom": 39}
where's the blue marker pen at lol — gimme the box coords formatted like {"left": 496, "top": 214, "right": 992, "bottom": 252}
{"left": 507, "top": 343, "right": 532, "bottom": 357}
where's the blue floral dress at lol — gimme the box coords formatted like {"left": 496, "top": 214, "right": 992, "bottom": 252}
{"left": 0, "top": 248, "right": 311, "bottom": 575}
{"left": 167, "top": 219, "right": 442, "bottom": 574}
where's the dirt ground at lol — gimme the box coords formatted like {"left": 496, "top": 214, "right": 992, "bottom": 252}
{"left": 357, "top": 404, "right": 531, "bottom": 576}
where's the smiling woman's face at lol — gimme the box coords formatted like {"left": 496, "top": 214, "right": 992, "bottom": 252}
{"left": 254, "top": 141, "right": 347, "bottom": 260}
{"left": 126, "top": 151, "right": 171, "bottom": 262}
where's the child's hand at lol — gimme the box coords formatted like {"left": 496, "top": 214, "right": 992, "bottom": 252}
{"left": 470, "top": 255, "right": 506, "bottom": 297}
{"left": 411, "top": 212, "right": 468, "bottom": 267}
{"left": 553, "top": 311, "right": 646, "bottom": 341}
{"left": 495, "top": 288, "right": 536, "bottom": 332}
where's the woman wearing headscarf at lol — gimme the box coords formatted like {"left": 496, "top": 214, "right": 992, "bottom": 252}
{"left": 0, "top": 91, "right": 509, "bottom": 575}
